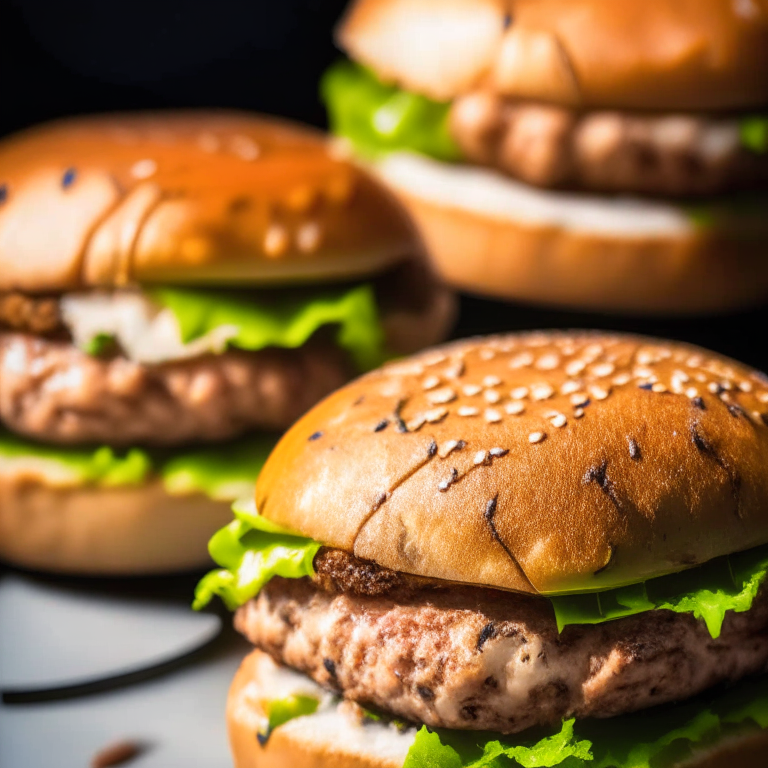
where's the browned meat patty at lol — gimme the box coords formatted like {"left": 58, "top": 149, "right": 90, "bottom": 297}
{"left": 0, "top": 293, "right": 63, "bottom": 335}
{"left": 450, "top": 92, "right": 768, "bottom": 197}
{"left": 236, "top": 573, "right": 768, "bottom": 734}
{"left": 0, "top": 333, "right": 351, "bottom": 445}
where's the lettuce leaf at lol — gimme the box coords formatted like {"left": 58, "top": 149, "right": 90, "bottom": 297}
{"left": 257, "top": 694, "right": 321, "bottom": 745}
{"left": 161, "top": 435, "right": 274, "bottom": 502}
{"left": 405, "top": 673, "right": 768, "bottom": 768}
{"left": 550, "top": 545, "right": 768, "bottom": 639}
{"left": 740, "top": 117, "right": 768, "bottom": 154}
{"left": 0, "top": 430, "right": 273, "bottom": 502}
{"left": 151, "top": 282, "right": 386, "bottom": 372}
{"left": 322, "top": 60, "right": 461, "bottom": 162}
{"left": 193, "top": 499, "right": 321, "bottom": 611}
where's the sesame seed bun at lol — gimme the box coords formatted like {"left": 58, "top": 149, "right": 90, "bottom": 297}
{"left": 374, "top": 152, "right": 768, "bottom": 314}
{"left": 338, "top": 0, "right": 768, "bottom": 110}
{"left": 256, "top": 332, "right": 768, "bottom": 596}
{"left": 0, "top": 472, "right": 233, "bottom": 575}
{"left": 0, "top": 112, "right": 420, "bottom": 293}
{"left": 227, "top": 650, "right": 768, "bottom": 768}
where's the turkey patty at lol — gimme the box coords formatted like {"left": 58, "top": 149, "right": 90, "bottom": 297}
{"left": 236, "top": 570, "right": 768, "bottom": 734}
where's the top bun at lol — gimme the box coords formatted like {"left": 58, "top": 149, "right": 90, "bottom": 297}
{"left": 0, "top": 112, "right": 419, "bottom": 293}
{"left": 338, "top": 0, "right": 768, "bottom": 110}
{"left": 257, "top": 332, "right": 768, "bottom": 596}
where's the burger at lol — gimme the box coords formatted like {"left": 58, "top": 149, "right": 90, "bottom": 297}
{"left": 0, "top": 111, "right": 454, "bottom": 575}
{"left": 322, "top": 0, "right": 768, "bottom": 314}
{"left": 197, "top": 331, "right": 768, "bottom": 767}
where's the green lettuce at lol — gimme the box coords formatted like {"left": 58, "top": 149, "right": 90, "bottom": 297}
{"left": 322, "top": 60, "right": 461, "bottom": 162}
{"left": 193, "top": 499, "right": 321, "bottom": 610}
{"left": 0, "top": 430, "right": 273, "bottom": 502}
{"left": 151, "top": 282, "right": 386, "bottom": 372}
{"left": 257, "top": 694, "right": 321, "bottom": 745}
{"left": 740, "top": 117, "right": 768, "bottom": 154}
{"left": 405, "top": 673, "right": 768, "bottom": 768}
{"left": 550, "top": 544, "right": 768, "bottom": 639}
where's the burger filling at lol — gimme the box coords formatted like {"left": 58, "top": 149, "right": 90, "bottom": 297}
{"left": 195, "top": 504, "right": 768, "bottom": 766}
{"left": 322, "top": 61, "right": 768, "bottom": 201}
{"left": 0, "top": 280, "right": 389, "bottom": 501}
{"left": 195, "top": 504, "right": 768, "bottom": 767}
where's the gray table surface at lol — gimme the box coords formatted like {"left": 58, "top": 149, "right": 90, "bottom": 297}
{"left": 0, "top": 569, "right": 250, "bottom": 768}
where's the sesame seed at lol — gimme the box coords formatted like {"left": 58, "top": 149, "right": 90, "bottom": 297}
{"left": 694, "top": 372, "right": 707, "bottom": 383}
{"left": 425, "top": 408, "right": 449, "bottom": 423}
{"left": 685, "top": 387, "right": 699, "bottom": 399}
{"left": 687, "top": 355, "right": 703, "bottom": 368}
{"left": 62, "top": 168, "right": 77, "bottom": 189}
{"left": 427, "top": 387, "right": 456, "bottom": 405}
{"left": 130, "top": 158, "right": 157, "bottom": 179}
{"left": 536, "top": 353, "right": 560, "bottom": 370}
{"left": 198, "top": 133, "right": 220, "bottom": 152}
{"left": 458, "top": 406, "right": 479, "bottom": 417}
{"left": 505, "top": 402, "right": 525, "bottom": 415}
{"left": 230, "top": 134, "right": 261, "bottom": 161}
{"left": 422, "top": 376, "right": 441, "bottom": 391}
{"left": 0, "top": 184, "right": 6, "bottom": 204}
{"left": 612, "top": 373, "right": 631, "bottom": 386}
{"left": 589, "top": 385, "right": 610, "bottom": 401}
{"left": 297, "top": 222, "right": 322, "bottom": 253}
{"left": 590, "top": 362, "right": 615, "bottom": 378}
{"left": 707, "top": 381, "right": 722, "bottom": 394}
{"left": 308, "top": 431, "right": 323, "bottom": 441}
{"left": 438, "top": 468, "right": 459, "bottom": 491}
{"left": 750, "top": 411, "right": 764, "bottom": 425}
{"left": 565, "top": 359, "right": 587, "bottom": 376}
{"left": 473, "top": 450, "right": 488, "bottom": 465}
{"left": 479, "top": 349, "right": 496, "bottom": 361}
{"left": 264, "top": 224, "right": 289, "bottom": 257}
{"left": 528, "top": 431, "right": 546, "bottom": 444}
{"left": 462, "top": 384, "right": 482, "bottom": 396}
{"left": 758, "top": 392, "right": 768, "bottom": 403}
{"left": 638, "top": 382, "right": 653, "bottom": 391}
{"left": 531, "top": 384, "right": 554, "bottom": 401}
{"left": 633, "top": 366, "right": 654, "bottom": 380}
{"left": 374, "top": 419, "right": 389, "bottom": 432}
{"left": 720, "top": 380, "right": 734, "bottom": 391}
{"left": 672, "top": 370, "right": 690, "bottom": 384}
{"left": 484, "top": 408, "right": 502, "bottom": 423}
{"left": 509, "top": 352, "right": 534, "bottom": 369}
{"left": 483, "top": 389, "right": 501, "bottom": 404}
{"left": 561, "top": 380, "right": 582, "bottom": 395}
{"left": 511, "top": 386, "right": 529, "bottom": 400}
{"left": 636, "top": 350, "right": 656, "bottom": 366}
{"left": 651, "top": 383, "right": 668, "bottom": 393}
{"left": 439, "top": 440, "right": 465, "bottom": 458}
{"left": 483, "top": 375, "right": 502, "bottom": 387}
{"left": 573, "top": 408, "right": 585, "bottom": 418}
{"left": 583, "top": 343, "right": 604, "bottom": 359}
{"left": 489, "top": 447, "right": 508, "bottom": 457}
{"left": 443, "top": 361, "right": 465, "bottom": 379}
{"left": 570, "top": 392, "right": 589, "bottom": 407}
{"left": 427, "top": 441, "right": 437, "bottom": 458}
{"left": 692, "top": 396, "right": 706, "bottom": 410}
{"left": 406, "top": 415, "right": 426, "bottom": 432}
{"left": 549, "top": 413, "right": 567, "bottom": 428}
{"left": 740, "top": 381, "right": 754, "bottom": 393}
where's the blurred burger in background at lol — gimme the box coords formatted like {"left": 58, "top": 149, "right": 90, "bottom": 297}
{"left": 324, "top": 0, "right": 768, "bottom": 314}
{"left": 0, "top": 111, "right": 454, "bottom": 576}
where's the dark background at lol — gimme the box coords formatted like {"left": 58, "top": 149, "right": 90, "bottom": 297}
{"left": 1, "top": 0, "right": 766, "bottom": 367}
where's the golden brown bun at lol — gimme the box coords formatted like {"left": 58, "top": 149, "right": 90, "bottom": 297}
{"left": 395, "top": 185, "right": 768, "bottom": 314}
{"left": 257, "top": 332, "right": 768, "bottom": 596}
{"left": 338, "top": 0, "right": 768, "bottom": 110}
{"left": 0, "top": 112, "right": 420, "bottom": 293}
{"left": 373, "top": 153, "right": 768, "bottom": 314}
{"left": 228, "top": 650, "right": 768, "bottom": 768}
{"left": 228, "top": 650, "right": 411, "bottom": 768}
{"left": 0, "top": 472, "right": 233, "bottom": 575}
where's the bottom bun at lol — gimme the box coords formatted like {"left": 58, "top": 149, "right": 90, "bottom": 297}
{"left": 228, "top": 650, "right": 768, "bottom": 768}
{"left": 0, "top": 474, "right": 234, "bottom": 575}
{"left": 376, "top": 152, "right": 768, "bottom": 315}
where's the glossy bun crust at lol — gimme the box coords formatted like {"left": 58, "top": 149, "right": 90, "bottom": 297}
{"left": 0, "top": 112, "right": 419, "bottom": 293}
{"left": 338, "top": 0, "right": 768, "bottom": 110}
{"left": 256, "top": 333, "right": 768, "bottom": 595}
{"left": 227, "top": 650, "right": 768, "bottom": 768}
